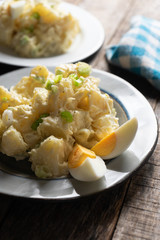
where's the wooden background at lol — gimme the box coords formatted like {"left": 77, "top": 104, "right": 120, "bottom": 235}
{"left": 0, "top": 0, "right": 160, "bottom": 239}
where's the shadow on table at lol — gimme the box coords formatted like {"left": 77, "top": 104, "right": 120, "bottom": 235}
{"left": 108, "top": 63, "right": 160, "bottom": 98}
{"left": 0, "top": 63, "right": 23, "bottom": 75}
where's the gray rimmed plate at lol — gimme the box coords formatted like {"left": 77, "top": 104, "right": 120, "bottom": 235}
{"left": 0, "top": 68, "right": 158, "bottom": 200}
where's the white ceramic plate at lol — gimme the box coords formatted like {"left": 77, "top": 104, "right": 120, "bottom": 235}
{"left": 0, "top": 68, "right": 158, "bottom": 200}
{"left": 0, "top": 2, "right": 105, "bottom": 67}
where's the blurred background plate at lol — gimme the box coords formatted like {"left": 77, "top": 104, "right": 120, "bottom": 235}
{"left": 0, "top": 2, "right": 105, "bottom": 67}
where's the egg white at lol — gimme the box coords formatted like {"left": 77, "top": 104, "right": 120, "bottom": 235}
{"left": 102, "top": 117, "right": 138, "bottom": 159}
{"left": 69, "top": 156, "right": 106, "bottom": 182}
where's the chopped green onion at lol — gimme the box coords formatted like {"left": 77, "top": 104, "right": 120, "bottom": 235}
{"left": 55, "top": 68, "right": 65, "bottom": 76}
{"left": 31, "top": 113, "right": 49, "bottom": 130}
{"left": 54, "top": 75, "right": 62, "bottom": 84}
{"left": 31, "top": 12, "right": 40, "bottom": 20}
{"left": 69, "top": 74, "right": 84, "bottom": 87}
{"left": 31, "top": 74, "right": 45, "bottom": 84}
{"left": 79, "top": 76, "right": 85, "bottom": 81}
{"left": 77, "top": 62, "right": 91, "bottom": 77}
{"left": 2, "top": 97, "right": 8, "bottom": 102}
{"left": 20, "top": 35, "right": 29, "bottom": 46}
{"left": 45, "top": 79, "right": 54, "bottom": 90}
{"left": 31, "top": 119, "right": 43, "bottom": 130}
{"left": 45, "top": 79, "right": 58, "bottom": 93}
{"left": 69, "top": 73, "right": 78, "bottom": 80}
{"left": 60, "top": 111, "right": 73, "bottom": 123}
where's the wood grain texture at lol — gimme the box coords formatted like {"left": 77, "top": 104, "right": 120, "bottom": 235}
{"left": 0, "top": 182, "right": 129, "bottom": 240}
{"left": 0, "top": 0, "right": 160, "bottom": 239}
{"left": 112, "top": 140, "right": 160, "bottom": 240}
{"left": 106, "top": 1, "right": 160, "bottom": 238}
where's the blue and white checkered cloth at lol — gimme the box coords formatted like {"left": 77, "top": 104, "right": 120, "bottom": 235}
{"left": 106, "top": 16, "right": 160, "bottom": 91}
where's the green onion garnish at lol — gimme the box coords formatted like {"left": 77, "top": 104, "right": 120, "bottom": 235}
{"left": 77, "top": 62, "right": 91, "bottom": 77}
{"left": 69, "top": 74, "right": 78, "bottom": 80}
{"left": 31, "top": 12, "right": 40, "bottom": 20}
{"left": 54, "top": 75, "right": 62, "bottom": 84}
{"left": 2, "top": 97, "right": 8, "bottom": 102}
{"left": 69, "top": 74, "right": 84, "bottom": 87}
{"left": 60, "top": 111, "right": 73, "bottom": 123}
{"left": 55, "top": 68, "right": 65, "bottom": 76}
{"left": 45, "top": 79, "right": 59, "bottom": 93}
{"left": 20, "top": 35, "right": 29, "bottom": 46}
{"left": 31, "top": 75, "right": 45, "bottom": 84}
{"left": 45, "top": 79, "right": 54, "bottom": 90}
{"left": 31, "top": 113, "right": 49, "bottom": 130}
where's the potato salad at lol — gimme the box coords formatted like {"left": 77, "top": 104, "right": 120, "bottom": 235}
{"left": 0, "top": 62, "right": 119, "bottom": 179}
{"left": 0, "top": 0, "right": 80, "bottom": 57}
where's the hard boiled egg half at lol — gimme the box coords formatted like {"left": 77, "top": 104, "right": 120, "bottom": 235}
{"left": 91, "top": 117, "right": 138, "bottom": 159}
{"left": 68, "top": 144, "right": 106, "bottom": 182}
{"left": 68, "top": 118, "right": 138, "bottom": 182}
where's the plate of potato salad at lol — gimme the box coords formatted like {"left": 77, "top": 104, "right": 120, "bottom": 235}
{"left": 0, "top": 63, "right": 158, "bottom": 199}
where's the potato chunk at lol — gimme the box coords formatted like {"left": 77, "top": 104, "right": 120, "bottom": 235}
{"left": 1, "top": 126, "right": 28, "bottom": 160}
{"left": 29, "top": 136, "right": 69, "bottom": 178}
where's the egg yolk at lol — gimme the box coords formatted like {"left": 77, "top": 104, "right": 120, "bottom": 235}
{"left": 91, "top": 132, "right": 116, "bottom": 156}
{"left": 32, "top": 4, "right": 58, "bottom": 23}
{"left": 68, "top": 144, "right": 96, "bottom": 168}
{"left": 77, "top": 96, "right": 89, "bottom": 110}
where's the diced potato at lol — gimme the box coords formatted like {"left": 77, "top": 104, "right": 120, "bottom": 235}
{"left": 55, "top": 64, "right": 76, "bottom": 78}
{"left": 31, "top": 88, "right": 55, "bottom": 115}
{"left": 11, "top": 76, "right": 44, "bottom": 99}
{"left": 1, "top": 126, "right": 28, "bottom": 160}
{"left": 0, "top": 86, "right": 22, "bottom": 114}
{"left": 23, "top": 131, "right": 41, "bottom": 149}
{"left": 2, "top": 105, "right": 35, "bottom": 134}
{"left": 30, "top": 65, "right": 49, "bottom": 80}
{"left": 0, "top": 117, "right": 5, "bottom": 142}
{"left": 74, "top": 128, "right": 97, "bottom": 149}
{"left": 77, "top": 96, "right": 89, "bottom": 110}
{"left": 92, "top": 115, "right": 119, "bottom": 140}
{"left": 89, "top": 91, "right": 114, "bottom": 119}
{"left": 37, "top": 116, "right": 73, "bottom": 140}
{"left": 71, "top": 110, "right": 92, "bottom": 132}
{"left": 29, "top": 135, "right": 69, "bottom": 178}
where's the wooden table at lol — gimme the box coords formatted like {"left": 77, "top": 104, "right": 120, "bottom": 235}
{"left": 0, "top": 0, "right": 160, "bottom": 239}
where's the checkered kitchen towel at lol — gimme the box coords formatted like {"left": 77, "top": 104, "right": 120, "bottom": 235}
{"left": 106, "top": 15, "right": 160, "bottom": 91}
